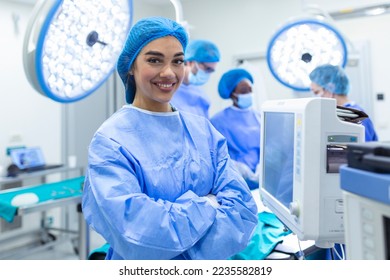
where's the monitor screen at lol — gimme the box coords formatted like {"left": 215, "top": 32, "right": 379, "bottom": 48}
{"left": 263, "top": 112, "right": 294, "bottom": 209}
{"left": 10, "top": 147, "right": 45, "bottom": 170}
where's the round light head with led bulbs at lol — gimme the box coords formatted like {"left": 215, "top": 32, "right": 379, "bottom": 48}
{"left": 267, "top": 18, "right": 348, "bottom": 91}
{"left": 23, "top": 0, "right": 133, "bottom": 103}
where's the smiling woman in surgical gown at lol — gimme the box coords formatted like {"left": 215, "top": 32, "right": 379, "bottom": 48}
{"left": 81, "top": 17, "right": 258, "bottom": 260}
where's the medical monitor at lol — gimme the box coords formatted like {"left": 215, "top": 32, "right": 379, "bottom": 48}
{"left": 10, "top": 147, "right": 45, "bottom": 170}
{"left": 260, "top": 97, "right": 364, "bottom": 248}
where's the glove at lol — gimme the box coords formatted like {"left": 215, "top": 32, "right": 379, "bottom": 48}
{"left": 233, "top": 161, "right": 259, "bottom": 183}
{"left": 254, "top": 163, "right": 261, "bottom": 179}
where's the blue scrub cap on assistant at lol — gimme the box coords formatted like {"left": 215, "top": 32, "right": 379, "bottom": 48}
{"left": 117, "top": 16, "right": 188, "bottom": 104}
{"left": 309, "top": 64, "right": 350, "bottom": 95}
{"left": 185, "top": 39, "right": 220, "bottom": 62}
{"left": 218, "top": 68, "right": 254, "bottom": 99}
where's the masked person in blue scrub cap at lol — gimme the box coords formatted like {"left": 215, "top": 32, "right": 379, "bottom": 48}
{"left": 310, "top": 64, "right": 378, "bottom": 141}
{"left": 170, "top": 39, "right": 220, "bottom": 118}
{"left": 82, "top": 17, "right": 258, "bottom": 260}
{"left": 210, "top": 68, "right": 261, "bottom": 190}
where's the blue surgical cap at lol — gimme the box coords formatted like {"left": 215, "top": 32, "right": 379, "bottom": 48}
{"left": 309, "top": 64, "right": 349, "bottom": 95}
{"left": 117, "top": 17, "right": 188, "bottom": 104}
{"left": 218, "top": 68, "right": 254, "bottom": 99}
{"left": 185, "top": 39, "right": 220, "bottom": 62}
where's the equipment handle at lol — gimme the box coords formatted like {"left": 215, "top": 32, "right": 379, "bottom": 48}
{"left": 362, "top": 153, "right": 390, "bottom": 169}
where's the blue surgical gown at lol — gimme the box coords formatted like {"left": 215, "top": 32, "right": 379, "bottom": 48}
{"left": 82, "top": 105, "right": 258, "bottom": 260}
{"left": 210, "top": 106, "right": 261, "bottom": 189}
{"left": 343, "top": 102, "right": 378, "bottom": 141}
{"left": 170, "top": 83, "right": 210, "bottom": 118}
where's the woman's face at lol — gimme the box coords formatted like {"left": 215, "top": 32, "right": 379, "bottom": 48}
{"left": 231, "top": 79, "right": 252, "bottom": 106}
{"left": 132, "top": 36, "right": 185, "bottom": 112}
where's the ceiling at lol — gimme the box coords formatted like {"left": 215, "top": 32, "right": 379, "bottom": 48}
{"left": 5, "top": 0, "right": 177, "bottom": 5}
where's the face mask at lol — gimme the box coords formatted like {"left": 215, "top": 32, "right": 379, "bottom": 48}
{"left": 234, "top": 93, "right": 253, "bottom": 109}
{"left": 188, "top": 63, "right": 211, "bottom": 85}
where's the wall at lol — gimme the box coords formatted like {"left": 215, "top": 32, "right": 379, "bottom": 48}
{"left": 0, "top": 1, "right": 61, "bottom": 172}
{"left": 335, "top": 13, "right": 390, "bottom": 140}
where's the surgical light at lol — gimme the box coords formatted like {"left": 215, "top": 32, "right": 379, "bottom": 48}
{"left": 267, "top": 19, "right": 347, "bottom": 91}
{"left": 23, "top": 0, "right": 133, "bottom": 103}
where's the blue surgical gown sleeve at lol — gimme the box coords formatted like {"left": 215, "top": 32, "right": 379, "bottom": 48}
{"left": 83, "top": 133, "right": 218, "bottom": 259}
{"left": 344, "top": 103, "right": 378, "bottom": 141}
{"left": 361, "top": 118, "right": 378, "bottom": 141}
{"left": 182, "top": 120, "right": 259, "bottom": 259}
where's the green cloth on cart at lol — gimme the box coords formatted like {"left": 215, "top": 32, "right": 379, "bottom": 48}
{"left": 87, "top": 212, "right": 292, "bottom": 261}
{"left": 0, "top": 176, "right": 84, "bottom": 223}
{"left": 229, "top": 211, "right": 291, "bottom": 260}
{"left": 86, "top": 212, "right": 290, "bottom": 260}
{"left": 89, "top": 243, "right": 110, "bottom": 260}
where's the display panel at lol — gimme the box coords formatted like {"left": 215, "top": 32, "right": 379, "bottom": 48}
{"left": 10, "top": 147, "right": 45, "bottom": 170}
{"left": 263, "top": 112, "right": 294, "bottom": 209}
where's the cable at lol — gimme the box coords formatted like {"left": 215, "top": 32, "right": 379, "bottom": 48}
{"left": 332, "top": 244, "right": 345, "bottom": 260}
{"left": 295, "top": 237, "right": 306, "bottom": 260}
{"left": 339, "top": 244, "right": 346, "bottom": 260}
{"left": 330, "top": 247, "right": 335, "bottom": 260}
